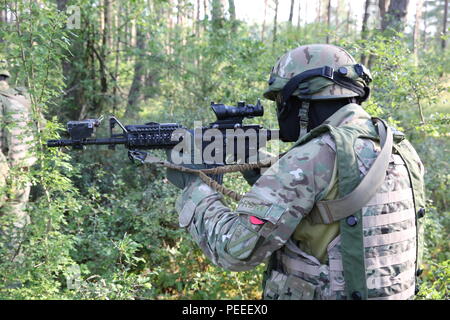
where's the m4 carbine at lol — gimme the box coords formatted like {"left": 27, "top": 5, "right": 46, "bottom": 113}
{"left": 47, "top": 100, "right": 279, "bottom": 166}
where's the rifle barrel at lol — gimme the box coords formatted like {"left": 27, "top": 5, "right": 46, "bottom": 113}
{"left": 47, "top": 137, "right": 127, "bottom": 148}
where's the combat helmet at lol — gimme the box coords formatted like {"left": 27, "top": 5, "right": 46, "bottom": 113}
{"left": 0, "top": 59, "right": 10, "bottom": 78}
{"left": 264, "top": 44, "right": 372, "bottom": 102}
{"left": 265, "top": 44, "right": 373, "bottom": 142}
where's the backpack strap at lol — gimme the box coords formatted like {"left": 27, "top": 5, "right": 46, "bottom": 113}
{"left": 309, "top": 118, "right": 393, "bottom": 224}
{"left": 0, "top": 89, "right": 31, "bottom": 109}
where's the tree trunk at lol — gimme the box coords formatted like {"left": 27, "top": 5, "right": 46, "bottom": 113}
{"left": 125, "top": 25, "right": 146, "bottom": 119}
{"left": 80, "top": 27, "right": 98, "bottom": 120}
{"left": 360, "top": 0, "right": 371, "bottom": 65}
{"left": 56, "top": 0, "right": 70, "bottom": 79}
{"left": 288, "top": 0, "right": 295, "bottom": 26}
{"left": 261, "top": 0, "right": 268, "bottom": 40}
{"left": 98, "top": 0, "right": 110, "bottom": 115}
{"left": 106, "top": 0, "right": 112, "bottom": 47}
{"left": 56, "top": 0, "right": 78, "bottom": 117}
{"left": 113, "top": 1, "right": 122, "bottom": 114}
{"left": 413, "top": 0, "right": 424, "bottom": 59}
{"left": 317, "top": 0, "right": 322, "bottom": 23}
{"left": 167, "top": 0, "right": 173, "bottom": 55}
{"left": 335, "top": 0, "right": 339, "bottom": 29}
{"left": 177, "top": 0, "right": 182, "bottom": 26}
{"left": 378, "top": 0, "right": 389, "bottom": 30}
{"left": 382, "top": 0, "right": 409, "bottom": 32}
{"left": 297, "top": 0, "right": 301, "bottom": 29}
{"left": 144, "top": 1, "right": 159, "bottom": 100}
{"left": 422, "top": 0, "right": 427, "bottom": 47}
{"left": 346, "top": 2, "right": 351, "bottom": 35}
{"left": 196, "top": 0, "right": 201, "bottom": 36}
{"left": 0, "top": 7, "right": 5, "bottom": 43}
{"left": 124, "top": 4, "right": 129, "bottom": 59}
{"left": 228, "top": 0, "right": 237, "bottom": 32}
{"left": 273, "top": 0, "right": 279, "bottom": 46}
{"left": 211, "top": 0, "right": 223, "bottom": 31}
{"left": 361, "top": 0, "right": 370, "bottom": 36}
{"left": 305, "top": 0, "right": 308, "bottom": 26}
{"left": 326, "top": 0, "right": 331, "bottom": 43}
{"left": 442, "top": 0, "right": 449, "bottom": 50}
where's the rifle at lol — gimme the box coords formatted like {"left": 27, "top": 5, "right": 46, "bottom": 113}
{"left": 47, "top": 100, "right": 279, "bottom": 168}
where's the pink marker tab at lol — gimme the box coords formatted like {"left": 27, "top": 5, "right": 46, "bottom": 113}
{"left": 250, "top": 216, "right": 266, "bottom": 225}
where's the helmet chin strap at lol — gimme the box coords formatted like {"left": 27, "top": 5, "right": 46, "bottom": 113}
{"left": 298, "top": 100, "right": 310, "bottom": 139}
{"left": 297, "top": 97, "right": 359, "bottom": 139}
{"left": 279, "top": 64, "right": 371, "bottom": 141}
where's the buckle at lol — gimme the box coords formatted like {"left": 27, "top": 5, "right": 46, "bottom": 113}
{"left": 268, "top": 74, "right": 276, "bottom": 85}
{"left": 298, "top": 108, "right": 308, "bottom": 118}
{"left": 354, "top": 64, "right": 372, "bottom": 83}
{"left": 322, "top": 66, "right": 334, "bottom": 79}
{"left": 391, "top": 126, "right": 405, "bottom": 141}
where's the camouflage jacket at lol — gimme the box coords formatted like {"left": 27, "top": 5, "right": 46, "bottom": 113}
{"left": 0, "top": 80, "right": 36, "bottom": 169}
{"left": 0, "top": 81, "right": 35, "bottom": 206}
{"left": 176, "top": 104, "right": 423, "bottom": 300}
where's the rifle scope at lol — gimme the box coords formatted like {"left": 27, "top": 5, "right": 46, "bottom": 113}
{"left": 211, "top": 101, "right": 264, "bottom": 121}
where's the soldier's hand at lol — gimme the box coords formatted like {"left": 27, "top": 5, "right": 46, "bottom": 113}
{"left": 165, "top": 129, "right": 223, "bottom": 189}
{"left": 165, "top": 148, "right": 204, "bottom": 190}
{"left": 241, "top": 149, "right": 276, "bottom": 186}
{"left": 241, "top": 168, "right": 261, "bottom": 186}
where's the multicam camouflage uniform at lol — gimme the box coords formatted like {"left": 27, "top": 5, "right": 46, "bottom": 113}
{"left": 174, "top": 44, "right": 425, "bottom": 300}
{"left": 263, "top": 44, "right": 368, "bottom": 102}
{"left": 0, "top": 76, "right": 36, "bottom": 259}
{"left": 177, "top": 104, "right": 424, "bottom": 300}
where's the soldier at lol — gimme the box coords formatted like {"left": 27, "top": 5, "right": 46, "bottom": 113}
{"left": 0, "top": 62, "right": 36, "bottom": 261}
{"left": 166, "top": 44, "right": 426, "bottom": 300}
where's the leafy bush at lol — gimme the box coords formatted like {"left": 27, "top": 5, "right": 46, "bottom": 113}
{"left": 0, "top": 0, "right": 448, "bottom": 300}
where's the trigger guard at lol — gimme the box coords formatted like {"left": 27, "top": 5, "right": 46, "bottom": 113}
{"left": 128, "top": 150, "right": 148, "bottom": 164}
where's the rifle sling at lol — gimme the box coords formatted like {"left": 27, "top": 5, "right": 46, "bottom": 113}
{"left": 310, "top": 118, "right": 393, "bottom": 224}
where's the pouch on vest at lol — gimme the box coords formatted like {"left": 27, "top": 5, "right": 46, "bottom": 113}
{"left": 263, "top": 270, "right": 316, "bottom": 300}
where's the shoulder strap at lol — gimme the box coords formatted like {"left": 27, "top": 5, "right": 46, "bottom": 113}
{"left": 280, "top": 66, "right": 367, "bottom": 105}
{"left": 0, "top": 91, "right": 13, "bottom": 112}
{"left": 291, "top": 124, "right": 332, "bottom": 149}
{"left": 310, "top": 118, "right": 393, "bottom": 224}
{"left": 0, "top": 87, "right": 14, "bottom": 97}
{"left": 0, "top": 89, "right": 31, "bottom": 109}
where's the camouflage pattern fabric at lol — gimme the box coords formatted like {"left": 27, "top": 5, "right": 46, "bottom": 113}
{"left": 0, "top": 69, "right": 11, "bottom": 78}
{"left": 0, "top": 80, "right": 35, "bottom": 261}
{"left": 176, "top": 129, "right": 335, "bottom": 270}
{"left": 0, "top": 59, "right": 10, "bottom": 78}
{"left": 175, "top": 103, "right": 423, "bottom": 300}
{"left": 264, "top": 44, "right": 370, "bottom": 101}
